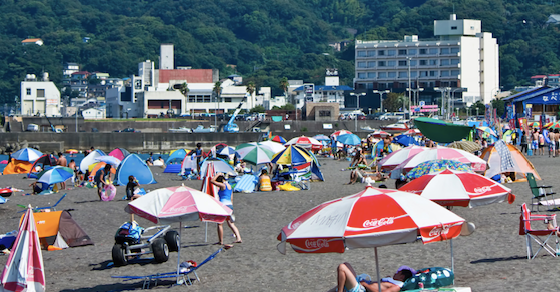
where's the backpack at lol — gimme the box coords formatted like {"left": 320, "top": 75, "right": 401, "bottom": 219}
{"left": 114, "top": 221, "right": 144, "bottom": 244}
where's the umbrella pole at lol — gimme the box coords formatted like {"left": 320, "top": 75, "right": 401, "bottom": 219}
{"left": 205, "top": 222, "right": 208, "bottom": 242}
{"left": 450, "top": 238, "right": 454, "bottom": 284}
{"left": 374, "top": 247, "right": 382, "bottom": 292}
{"left": 176, "top": 222, "right": 182, "bottom": 285}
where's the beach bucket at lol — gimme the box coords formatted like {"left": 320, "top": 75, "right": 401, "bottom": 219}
{"left": 527, "top": 149, "right": 533, "bottom": 156}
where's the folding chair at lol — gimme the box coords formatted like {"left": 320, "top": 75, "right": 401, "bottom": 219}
{"left": 526, "top": 173, "right": 556, "bottom": 211}
{"left": 519, "top": 203, "right": 558, "bottom": 259}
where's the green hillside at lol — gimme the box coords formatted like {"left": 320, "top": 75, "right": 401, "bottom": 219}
{"left": 0, "top": 0, "right": 559, "bottom": 104}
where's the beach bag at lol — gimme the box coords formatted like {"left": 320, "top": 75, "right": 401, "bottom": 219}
{"left": 401, "top": 267, "right": 454, "bottom": 291}
{"left": 114, "top": 221, "right": 144, "bottom": 244}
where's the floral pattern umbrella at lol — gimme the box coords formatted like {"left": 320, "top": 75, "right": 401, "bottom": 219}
{"left": 406, "top": 159, "right": 473, "bottom": 179}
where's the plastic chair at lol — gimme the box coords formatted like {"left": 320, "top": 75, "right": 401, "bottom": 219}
{"left": 519, "top": 203, "right": 558, "bottom": 259}
{"left": 526, "top": 173, "right": 556, "bottom": 211}
{"left": 112, "top": 247, "right": 223, "bottom": 289}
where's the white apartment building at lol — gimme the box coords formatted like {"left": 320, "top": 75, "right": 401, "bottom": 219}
{"left": 20, "top": 73, "right": 61, "bottom": 116}
{"left": 354, "top": 14, "right": 499, "bottom": 105}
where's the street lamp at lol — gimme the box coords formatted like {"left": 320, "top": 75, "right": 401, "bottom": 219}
{"left": 349, "top": 92, "right": 366, "bottom": 131}
{"left": 407, "top": 57, "right": 412, "bottom": 119}
{"left": 408, "top": 88, "right": 424, "bottom": 116}
{"left": 373, "top": 90, "right": 390, "bottom": 114}
{"left": 434, "top": 87, "right": 449, "bottom": 118}
{"left": 75, "top": 105, "right": 80, "bottom": 132}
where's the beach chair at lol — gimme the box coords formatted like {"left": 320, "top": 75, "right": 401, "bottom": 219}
{"left": 112, "top": 247, "right": 223, "bottom": 289}
{"left": 519, "top": 203, "right": 558, "bottom": 259}
{"left": 526, "top": 173, "right": 556, "bottom": 211}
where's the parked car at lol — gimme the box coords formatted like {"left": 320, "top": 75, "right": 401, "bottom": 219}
{"left": 115, "top": 128, "right": 140, "bottom": 133}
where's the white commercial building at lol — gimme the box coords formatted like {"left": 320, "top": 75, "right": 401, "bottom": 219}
{"left": 354, "top": 14, "right": 499, "bottom": 105}
{"left": 20, "top": 73, "right": 61, "bottom": 116}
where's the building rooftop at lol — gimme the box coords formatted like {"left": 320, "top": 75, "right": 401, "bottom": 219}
{"left": 159, "top": 69, "right": 213, "bottom": 83}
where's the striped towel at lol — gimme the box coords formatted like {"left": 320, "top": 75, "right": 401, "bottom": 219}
{"left": 495, "top": 140, "right": 514, "bottom": 172}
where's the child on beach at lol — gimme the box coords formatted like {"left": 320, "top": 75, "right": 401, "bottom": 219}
{"left": 210, "top": 173, "right": 242, "bottom": 246}
{"left": 126, "top": 175, "right": 142, "bottom": 200}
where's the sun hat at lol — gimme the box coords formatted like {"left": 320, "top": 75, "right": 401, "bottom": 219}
{"left": 397, "top": 265, "right": 416, "bottom": 275}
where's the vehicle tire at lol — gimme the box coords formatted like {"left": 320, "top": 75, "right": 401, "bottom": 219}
{"left": 112, "top": 244, "right": 128, "bottom": 266}
{"left": 152, "top": 239, "right": 169, "bottom": 263}
{"left": 164, "top": 230, "right": 180, "bottom": 252}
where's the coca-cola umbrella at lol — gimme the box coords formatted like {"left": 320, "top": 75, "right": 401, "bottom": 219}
{"left": 277, "top": 186, "right": 465, "bottom": 292}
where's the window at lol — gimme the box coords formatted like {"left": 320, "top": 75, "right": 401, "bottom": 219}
{"left": 451, "top": 47, "right": 460, "bottom": 54}
{"left": 319, "top": 110, "right": 331, "bottom": 117}
{"left": 388, "top": 60, "right": 396, "bottom": 67}
{"left": 36, "top": 89, "right": 45, "bottom": 97}
{"left": 398, "top": 72, "right": 407, "bottom": 78}
{"left": 429, "top": 59, "right": 438, "bottom": 66}
{"left": 428, "top": 48, "right": 438, "bottom": 54}
{"left": 451, "top": 26, "right": 457, "bottom": 30}
{"left": 440, "top": 59, "right": 450, "bottom": 66}
{"left": 367, "top": 72, "right": 376, "bottom": 78}
{"left": 388, "top": 72, "right": 397, "bottom": 78}
{"left": 441, "top": 71, "right": 450, "bottom": 77}
{"left": 26, "top": 88, "right": 31, "bottom": 95}
{"left": 398, "top": 49, "right": 407, "bottom": 55}
{"left": 420, "top": 71, "right": 428, "bottom": 77}
{"left": 367, "top": 61, "right": 376, "bottom": 68}
{"left": 398, "top": 60, "right": 407, "bottom": 66}
{"left": 367, "top": 50, "right": 376, "bottom": 57}
{"left": 378, "top": 72, "right": 387, "bottom": 78}
{"left": 357, "top": 51, "right": 366, "bottom": 57}
{"left": 451, "top": 70, "right": 460, "bottom": 76}
{"left": 225, "top": 97, "right": 232, "bottom": 102}
{"left": 440, "top": 48, "right": 450, "bottom": 54}
{"left": 358, "top": 73, "right": 366, "bottom": 79}
{"left": 410, "top": 60, "right": 417, "bottom": 66}
{"left": 357, "top": 61, "right": 366, "bottom": 68}
{"left": 408, "top": 49, "right": 417, "bottom": 55}
{"left": 451, "top": 59, "right": 460, "bottom": 65}
{"left": 429, "top": 71, "right": 437, "bottom": 77}
{"left": 419, "top": 60, "right": 427, "bottom": 66}
{"left": 387, "top": 50, "right": 396, "bottom": 56}
{"left": 134, "top": 80, "right": 142, "bottom": 90}
{"left": 378, "top": 61, "right": 386, "bottom": 67}
{"left": 410, "top": 71, "right": 418, "bottom": 78}
{"left": 378, "top": 50, "right": 385, "bottom": 56}
{"left": 419, "top": 48, "right": 427, "bottom": 55}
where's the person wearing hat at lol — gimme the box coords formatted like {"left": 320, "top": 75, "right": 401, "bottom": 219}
{"left": 328, "top": 263, "right": 414, "bottom": 292}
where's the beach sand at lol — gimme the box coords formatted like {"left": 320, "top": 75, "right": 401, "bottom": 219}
{"left": 0, "top": 153, "right": 559, "bottom": 291}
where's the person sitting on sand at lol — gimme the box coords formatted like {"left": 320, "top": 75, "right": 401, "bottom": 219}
{"left": 258, "top": 169, "right": 272, "bottom": 192}
{"left": 328, "top": 263, "right": 414, "bottom": 292}
{"left": 347, "top": 169, "right": 387, "bottom": 185}
{"left": 29, "top": 181, "right": 46, "bottom": 195}
{"left": 210, "top": 173, "right": 242, "bottom": 246}
{"left": 126, "top": 175, "right": 142, "bottom": 200}
{"left": 350, "top": 148, "right": 368, "bottom": 168}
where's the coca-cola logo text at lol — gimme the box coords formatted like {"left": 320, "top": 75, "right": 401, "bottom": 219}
{"left": 474, "top": 186, "right": 491, "bottom": 193}
{"left": 429, "top": 224, "right": 450, "bottom": 237}
{"left": 305, "top": 239, "right": 329, "bottom": 249}
{"left": 363, "top": 217, "right": 395, "bottom": 228}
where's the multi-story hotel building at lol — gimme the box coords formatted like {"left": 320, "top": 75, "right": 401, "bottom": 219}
{"left": 354, "top": 14, "right": 499, "bottom": 106}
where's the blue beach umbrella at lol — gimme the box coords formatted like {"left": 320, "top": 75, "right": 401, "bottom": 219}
{"left": 393, "top": 134, "right": 420, "bottom": 147}
{"left": 37, "top": 166, "right": 73, "bottom": 185}
{"left": 336, "top": 133, "right": 362, "bottom": 146}
{"left": 11, "top": 148, "right": 43, "bottom": 162}
{"left": 312, "top": 134, "right": 331, "bottom": 142}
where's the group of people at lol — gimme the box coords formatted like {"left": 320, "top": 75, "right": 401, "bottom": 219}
{"left": 517, "top": 128, "right": 560, "bottom": 157}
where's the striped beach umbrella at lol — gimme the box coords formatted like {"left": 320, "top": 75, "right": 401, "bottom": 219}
{"left": 11, "top": 148, "right": 43, "bottom": 162}
{"left": 235, "top": 143, "right": 275, "bottom": 165}
{"left": 270, "top": 135, "right": 287, "bottom": 144}
{"left": 285, "top": 136, "right": 323, "bottom": 151}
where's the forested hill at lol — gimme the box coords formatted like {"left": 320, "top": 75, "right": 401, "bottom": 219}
{"left": 0, "top": 0, "right": 560, "bottom": 104}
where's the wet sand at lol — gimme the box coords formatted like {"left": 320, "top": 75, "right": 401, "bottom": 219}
{"left": 0, "top": 152, "right": 559, "bottom": 291}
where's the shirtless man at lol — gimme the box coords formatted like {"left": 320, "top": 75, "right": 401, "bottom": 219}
{"left": 68, "top": 159, "right": 77, "bottom": 186}
{"left": 532, "top": 129, "right": 539, "bottom": 154}
{"left": 555, "top": 129, "right": 560, "bottom": 157}
{"left": 57, "top": 152, "right": 68, "bottom": 189}
{"left": 328, "top": 263, "right": 414, "bottom": 292}
{"left": 548, "top": 130, "right": 556, "bottom": 157}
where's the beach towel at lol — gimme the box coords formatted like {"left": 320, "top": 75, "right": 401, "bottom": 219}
{"left": 233, "top": 174, "right": 258, "bottom": 193}
{"left": 494, "top": 140, "right": 514, "bottom": 173}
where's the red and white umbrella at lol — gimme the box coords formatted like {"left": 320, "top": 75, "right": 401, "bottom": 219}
{"left": 277, "top": 186, "right": 464, "bottom": 291}
{"left": 284, "top": 136, "right": 323, "bottom": 151}
{"left": 126, "top": 185, "right": 232, "bottom": 284}
{"left": 400, "top": 169, "right": 513, "bottom": 208}
{"left": 0, "top": 206, "right": 45, "bottom": 292}
{"left": 403, "top": 129, "right": 422, "bottom": 136}
{"left": 394, "top": 146, "right": 486, "bottom": 172}
{"left": 378, "top": 145, "right": 429, "bottom": 170}
{"left": 371, "top": 130, "right": 391, "bottom": 138}
{"left": 331, "top": 130, "right": 352, "bottom": 137}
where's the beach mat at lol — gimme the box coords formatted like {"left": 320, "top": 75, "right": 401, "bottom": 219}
{"left": 233, "top": 174, "right": 258, "bottom": 193}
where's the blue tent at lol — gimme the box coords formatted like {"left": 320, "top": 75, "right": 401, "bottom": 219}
{"left": 310, "top": 160, "right": 324, "bottom": 181}
{"left": 165, "top": 149, "right": 189, "bottom": 165}
{"left": 115, "top": 154, "right": 157, "bottom": 185}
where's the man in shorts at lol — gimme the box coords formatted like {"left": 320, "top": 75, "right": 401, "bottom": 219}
{"left": 329, "top": 263, "right": 414, "bottom": 292}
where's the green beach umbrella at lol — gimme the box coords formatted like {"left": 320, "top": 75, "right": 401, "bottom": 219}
{"left": 235, "top": 143, "right": 275, "bottom": 165}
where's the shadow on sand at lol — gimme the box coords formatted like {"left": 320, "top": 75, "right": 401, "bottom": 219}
{"left": 470, "top": 255, "right": 527, "bottom": 264}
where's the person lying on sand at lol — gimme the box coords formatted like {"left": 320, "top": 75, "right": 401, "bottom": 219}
{"left": 347, "top": 169, "right": 387, "bottom": 185}
{"left": 327, "top": 263, "right": 414, "bottom": 292}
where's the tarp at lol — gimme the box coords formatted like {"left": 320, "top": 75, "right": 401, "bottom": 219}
{"left": 481, "top": 142, "right": 541, "bottom": 182}
{"left": 414, "top": 117, "right": 473, "bottom": 143}
{"left": 80, "top": 149, "right": 106, "bottom": 173}
{"left": 2, "top": 159, "right": 33, "bottom": 175}
{"left": 108, "top": 148, "right": 130, "bottom": 161}
{"left": 115, "top": 154, "right": 157, "bottom": 185}
{"left": 233, "top": 175, "right": 258, "bottom": 193}
{"left": 21, "top": 210, "right": 94, "bottom": 248}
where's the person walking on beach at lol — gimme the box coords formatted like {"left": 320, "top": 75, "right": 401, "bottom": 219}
{"left": 57, "top": 152, "right": 68, "bottom": 189}
{"left": 94, "top": 164, "right": 112, "bottom": 200}
{"left": 195, "top": 143, "right": 204, "bottom": 174}
{"left": 519, "top": 131, "right": 527, "bottom": 154}
{"left": 210, "top": 173, "right": 242, "bottom": 246}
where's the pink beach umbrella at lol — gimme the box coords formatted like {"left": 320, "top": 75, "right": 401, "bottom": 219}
{"left": 400, "top": 169, "right": 514, "bottom": 208}
{"left": 378, "top": 145, "right": 429, "bottom": 171}
{"left": 277, "top": 186, "right": 464, "bottom": 292}
{"left": 284, "top": 136, "right": 323, "bottom": 151}
{"left": 0, "top": 205, "right": 45, "bottom": 292}
{"left": 125, "top": 185, "right": 232, "bottom": 284}
{"left": 394, "top": 146, "right": 486, "bottom": 173}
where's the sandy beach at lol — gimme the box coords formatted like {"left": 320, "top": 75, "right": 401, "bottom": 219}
{"left": 0, "top": 152, "right": 559, "bottom": 291}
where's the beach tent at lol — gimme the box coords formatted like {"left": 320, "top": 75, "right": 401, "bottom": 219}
{"left": 80, "top": 149, "right": 106, "bottom": 173}
{"left": 115, "top": 154, "right": 157, "bottom": 185}
{"left": 27, "top": 154, "right": 57, "bottom": 178}
{"left": 108, "top": 148, "right": 130, "bottom": 161}
{"left": 310, "top": 160, "right": 324, "bottom": 181}
{"left": 88, "top": 162, "right": 117, "bottom": 182}
{"left": 22, "top": 210, "right": 94, "bottom": 248}
{"left": 2, "top": 159, "right": 33, "bottom": 175}
{"left": 165, "top": 149, "right": 189, "bottom": 165}
{"left": 480, "top": 140, "right": 541, "bottom": 182}
{"left": 180, "top": 154, "right": 197, "bottom": 176}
